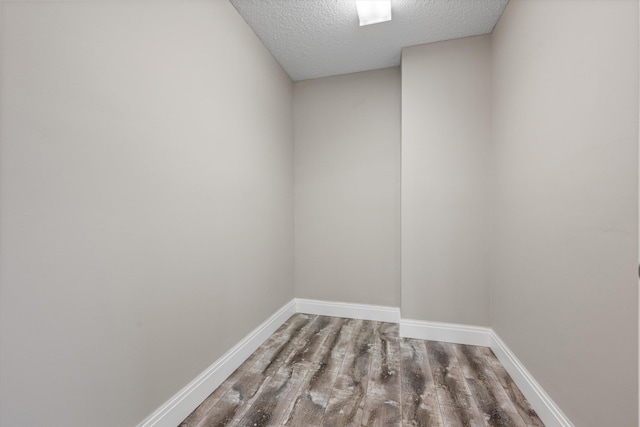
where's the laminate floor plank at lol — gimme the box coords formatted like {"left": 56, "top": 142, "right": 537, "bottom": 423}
{"left": 452, "top": 344, "right": 526, "bottom": 426}
{"left": 400, "top": 339, "right": 444, "bottom": 427}
{"left": 477, "top": 347, "right": 545, "bottom": 427}
{"left": 321, "top": 319, "right": 376, "bottom": 426}
{"left": 237, "top": 316, "right": 344, "bottom": 427}
{"left": 180, "top": 315, "right": 545, "bottom": 427}
{"left": 281, "top": 318, "right": 358, "bottom": 426}
{"left": 361, "top": 322, "right": 402, "bottom": 427}
{"left": 426, "top": 341, "right": 487, "bottom": 427}
{"left": 179, "top": 314, "right": 314, "bottom": 427}
{"left": 190, "top": 314, "right": 322, "bottom": 426}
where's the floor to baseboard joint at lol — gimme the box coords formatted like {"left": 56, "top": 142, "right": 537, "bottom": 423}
{"left": 138, "top": 298, "right": 573, "bottom": 427}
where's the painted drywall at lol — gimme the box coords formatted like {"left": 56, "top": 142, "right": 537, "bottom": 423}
{"left": 294, "top": 68, "right": 401, "bottom": 307}
{"left": 0, "top": 1, "right": 293, "bottom": 426}
{"left": 401, "top": 36, "right": 491, "bottom": 326}
{"left": 491, "top": 0, "right": 638, "bottom": 425}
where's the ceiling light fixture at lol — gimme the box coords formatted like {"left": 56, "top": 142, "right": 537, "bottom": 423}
{"left": 356, "top": 0, "right": 392, "bottom": 26}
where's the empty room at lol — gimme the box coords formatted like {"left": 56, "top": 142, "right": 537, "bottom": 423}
{"left": 0, "top": 0, "right": 638, "bottom": 426}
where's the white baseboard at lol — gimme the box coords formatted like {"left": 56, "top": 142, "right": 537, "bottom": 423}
{"left": 294, "top": 298, "right": 401, "bottom": 323}
{"left": 398, "top": 317, "right": 573, "bottom": 427}
{"left": 489, "top": 331, "right": 574, "bottom": 427}
{"left": 138, "top": 298, "right": 572, "bottom": 427}
{"left": 399, "top": 318, "right": 492, "bottom": 347}
{"left": 136, "top": 299, "right": 296, "bottom": 427}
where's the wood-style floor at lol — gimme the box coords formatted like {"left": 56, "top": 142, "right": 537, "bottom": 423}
{"left": 180, "top": 314, "right": 545, "bottom": 427}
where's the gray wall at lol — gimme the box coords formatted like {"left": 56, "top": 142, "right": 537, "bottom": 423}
{"left": 0, "top": 1, "right": 293, "bottom": 426}
{"left": 491, "top": 0, "right": 638, "bottom": 426}
{"left": 294, "top": 68, "right": 401, "bottom": 307}
{"left": 401, "top": 36, "right": 491, "bottom": 326}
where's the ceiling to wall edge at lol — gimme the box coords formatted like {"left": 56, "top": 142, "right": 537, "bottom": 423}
{"left": 228, "top": 0, "right": 510, "bottom": 81}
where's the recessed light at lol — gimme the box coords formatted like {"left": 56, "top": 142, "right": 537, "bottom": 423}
{"left": 356, "top": 0, "right": 392, "bottom": 26}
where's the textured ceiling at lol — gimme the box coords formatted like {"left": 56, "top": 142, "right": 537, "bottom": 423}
{"left": 229, "top": 0, "right": 509, "bottom": 81}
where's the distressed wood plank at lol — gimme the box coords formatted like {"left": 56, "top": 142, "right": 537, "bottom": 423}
{"left": 321, "top": 319, "right": 375, "bottom": 426}
{"left": 361, "top": 322, "right": 402, "bottom": 427}
{"left": 426, "top": 341, "right": 486, "bottom": 427}
{"left": 380, "top": 321, "right": 400, "bottom": 340}
{"left": 452, "top": 344, "right": 527, "bottom": 427}
{"left": 181, "top": 316, "right": 546, "bottom": 427}
{"left": 280, "top": 318, "right": 357, "bottom": 426}
{"left": 179, "top": 314, "right": 313, "bottom": 427}
{"left": 477, "top": 347, "right": 545, "bottom": 427}
{"left": 236, "top": 316, "right": 345, "bottom": 427}
{"left": 190, "top": 314, "right": 321, "bottom": 426}
{"left": 400, "top": 338, "right": 443, "bottom": 427}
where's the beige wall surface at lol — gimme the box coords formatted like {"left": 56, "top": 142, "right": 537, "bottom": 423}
{"left": 294, "top": 68, "right": 401, "bottom": 307}
{"left": 401, "top": 36, "right": 491, "bottom": 326}
{"left": 491, "top": 1, "right": 638, "bottom": 425}
{"left": 0, "top": 1, "right": 293, "bottom": 426}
